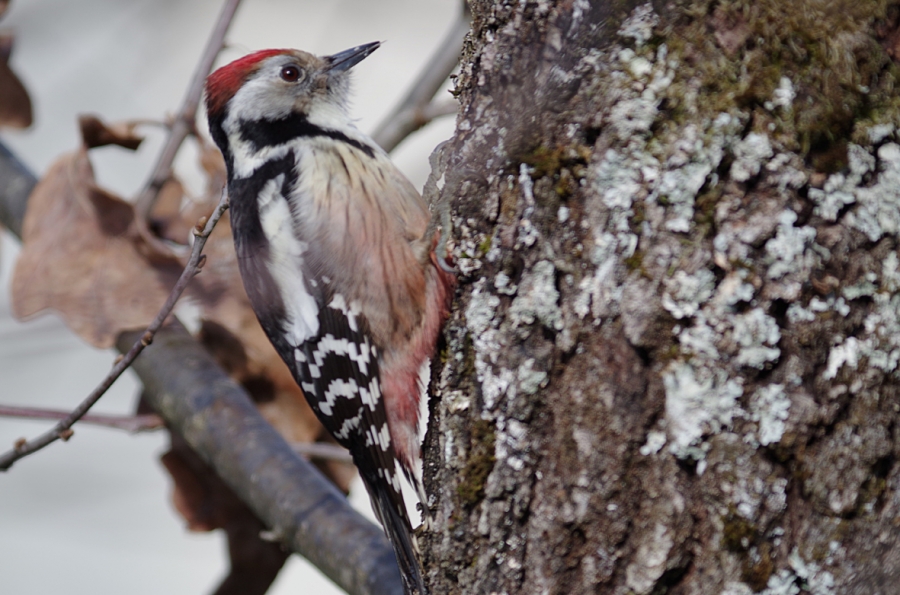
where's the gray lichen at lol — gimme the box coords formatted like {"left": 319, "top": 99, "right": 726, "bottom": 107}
{"left": 427, "top": 1, "right": 900, "bottom": 594}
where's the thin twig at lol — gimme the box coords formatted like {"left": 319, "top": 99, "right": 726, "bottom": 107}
{"left": 0, "top": 193, "right": 230, "bottom": 471}
{"left": 370, "top": 6, "right": 469, "bottom": 153}
{"left": 0, "top": 405, "right": 164, "bottom": 433}
{"left": 292, "top": 441, "right": 353, "bottom": 463}
{"left": 133, "top": 0, "right": 243, "bottom": 255}
{"left": 0, "top": 403, "right": 355, "bottom": 461}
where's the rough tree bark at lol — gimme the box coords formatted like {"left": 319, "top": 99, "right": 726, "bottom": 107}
{"left": 423, "top": 1, "right": 900, "bottom": 594}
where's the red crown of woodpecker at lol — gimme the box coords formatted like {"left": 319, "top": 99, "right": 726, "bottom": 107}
{"left": 205, "top": 49, "right": 289, "bottom": 117}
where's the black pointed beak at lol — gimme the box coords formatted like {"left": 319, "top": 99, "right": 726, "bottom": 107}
{"left": 325, "top": 41, "right": 381, "bottom": 72}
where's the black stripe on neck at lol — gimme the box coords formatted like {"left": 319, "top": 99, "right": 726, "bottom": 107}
{"left": 228, "top": 152, "right": 298, "bottom": 358}
{"left": 239, "top": 113, "right": 376, "bottom": 158}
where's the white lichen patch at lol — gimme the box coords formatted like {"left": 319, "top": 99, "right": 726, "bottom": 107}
{"left": 509, "top": 260, "right": 563, "bottom": 331}
{"left": 764, "top": 210, "right": 818, "bottom": 281}
{"left": 608, "top": 93, "right": 660, "bottom": 142}
{"left": 465, "top": 278, "right": 509, "bottom": 409}
{"left": 650, "top": 113, "right": 742, "bottom": 233}
{"left": 663, "top": 360, "right": 743, "bottom": 458}
{"left": 750, "top": 384, "right": 791, "bottom": 446}
{"left": 788, "top": 549, "right": 836, "bottom": 595}
{"left": 574, "top": 228, "right": 631, "bottom": 323}
{"left": 662, "top": 268, "right": 717, "bottom": 319}
{"left": 625, "top": 522, "right": 674, "bottom": 594}
{"left": 617, "top": 2, "right": 659, "bottom": 48}
{"left": 786, "top": 302, "right": 817, "bottom": 324}
{"left": 591, "top": 148, "right": 642, "bottom": 226}
{"left": 808, "top": 143, "right": 873, "bottom": 221}
{"left": 868, "top": 122, "right": 896, "bottom": 144}
{"left": 858, "top": 292, "right": 900, "bottom": 373}
{"left": 722, "top": 582, "right": 755, "bottom": 595}
{"left": 845, "top": 143, "right": 900, "bottom": 241}
{"left": 516, "top": 164, "right": 540, "bottom": 249}
{"left": 658, "top": 161, "right": 714, "bottom": 232}
{"left": 516, "top": 358, "right": 547, "bottom": 395}
{"left": 730, "top": 132, "right": 774, "bottom": 182}
{"left": 761, "top": 568, "right": 801, "bottom": 595}
{"left": 766, "top": 76, "right": 796, "bottom": 112}
{"left": 677, "top": 314, "right": 720, "bottom": 359}
{"left": 732, "top": 308, "right": 781, "bottom": 369}
{"left": 493, "top": 416, "right": 529, "bottom": 474}
{"left": 823, "top": 337, "right": 860, "bottom": 380}
{"left": 639, "top": 430, "right": 667, "bottom": 455}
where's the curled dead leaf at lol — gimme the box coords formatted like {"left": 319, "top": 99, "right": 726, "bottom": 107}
{"left": 147, "top": 177, "right": 192, "bottom": 244}
{"left": 78, "top": 114, "right": 144, "bottom": 150}
{"left": 11, "top": 148, "right": 184, "bottom": 347}
{"left": 0, "top": 33, "right": 32, "bottom": 129}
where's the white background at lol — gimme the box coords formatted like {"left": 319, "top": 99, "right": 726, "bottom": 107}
{"left": 0, "top": 1, "right": 458, "bottom": 593}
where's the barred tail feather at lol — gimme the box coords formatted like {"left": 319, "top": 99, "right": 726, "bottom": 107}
{"left": 360, "top": 471, "right": 426, "bottom": 595}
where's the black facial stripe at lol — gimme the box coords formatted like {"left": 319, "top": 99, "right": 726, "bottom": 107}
{"left": 238, "top": 113, "right": 376, "bottom": 158}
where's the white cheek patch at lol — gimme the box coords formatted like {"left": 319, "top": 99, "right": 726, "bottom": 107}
{"left": 257, "top": 174, "right": 320, "bottom": 345}
{"left": 232, "top": 143, "right": 294, "bottom": 179}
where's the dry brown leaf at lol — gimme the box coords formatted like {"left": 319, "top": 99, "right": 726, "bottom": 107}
{"left": 78, "top": 114, "right": 144, "bottom": 150}
{"left": 147, "top": 177, "right": 192, "bottom": 244}
{"left": 11, "top": 148, "right": 184, "bottom": 347}
{"left": 0, "top": 34, "right": 32, "bottom": 129}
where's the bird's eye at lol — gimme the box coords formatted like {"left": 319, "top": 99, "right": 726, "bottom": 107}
{"left": 280, "top": 65, "right": 303, "bottom": 83}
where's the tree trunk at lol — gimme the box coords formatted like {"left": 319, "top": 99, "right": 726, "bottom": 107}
{"left": 423, "top": 1, "right": 900, "bottom": 594}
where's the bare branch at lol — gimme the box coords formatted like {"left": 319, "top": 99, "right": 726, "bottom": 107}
{"left": 0, "top": 403, "right": 353, "bottom": 462}
{"left": 132, "top": 0, "right": 243, "bottom": 255}
{"left": 0, "top": 405, "right": 164, "bottom": 433}
{"left": 121, "top": 321, "right": 404, "bottom": 595}
{"left": 0, "top": 192, "right": 229, "bottom": 471}
{"left": 371, "top": 6, "right": 469, "bottom": 153}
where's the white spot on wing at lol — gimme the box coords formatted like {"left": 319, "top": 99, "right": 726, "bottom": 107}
{"left": 310, "top": 334, "right": 371, "bottom": 376}
{"left": 328, "top": 293, "right": 362, "bottom": 332}
{"left": 359, "top": 377, "right": 381, "bottom": 412}
{"left": 319, "top": 378, "right": 360, "bottom": 416}
{"left": 334, "top": 412, "right": 363, "bottom": 441}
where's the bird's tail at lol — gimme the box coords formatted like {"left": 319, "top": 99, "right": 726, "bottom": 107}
{"left": 360, "top": 471, "right": 427, "bottom": 595}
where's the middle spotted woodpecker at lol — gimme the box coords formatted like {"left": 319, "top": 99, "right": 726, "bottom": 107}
{"left": 204, "top": 43, "right": 454, "bottom": 594}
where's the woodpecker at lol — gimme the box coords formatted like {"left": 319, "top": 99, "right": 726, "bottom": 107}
{"left": 204, "top": 43, "right": 453, "bottom": 594}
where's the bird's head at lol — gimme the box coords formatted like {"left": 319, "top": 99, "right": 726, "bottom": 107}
{"left": 205, "top": 42, "right": 380, "bottom": 157}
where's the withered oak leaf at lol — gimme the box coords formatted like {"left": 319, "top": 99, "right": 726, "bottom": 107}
{"left": 11, "top": 148, "right": 184, "bottom": 347}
